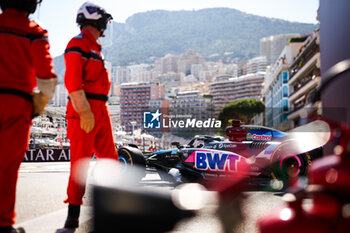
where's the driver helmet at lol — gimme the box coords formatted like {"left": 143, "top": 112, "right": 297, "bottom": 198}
{"left": 76, "top": 1, "right": 113, "bottom": 36}
{"left": 0, "top": 0, "right": 42, "bottom": 14}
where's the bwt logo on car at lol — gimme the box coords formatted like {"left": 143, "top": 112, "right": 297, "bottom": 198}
{"left": 143, "top": 110, "right": 162, "bottom": 129}
{"left": 195, "top": 151, "right": 241, "bottom": 172}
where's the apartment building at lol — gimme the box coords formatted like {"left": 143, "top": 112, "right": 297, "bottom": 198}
{"left": 209, "top": 72, "right": 265, "bottom": 115}
{"left": 247, "top": 56, "right": 268, "bottom": 74}
{"left": 260, "top": 33, "right": 300, "bottom": 65}
{"left": 169, "top": 91, "right": 215, "bottom": 136}
{"left": 288, "top": 29, "right": 320, "bottom": 127}
{"left": 52, "top": 84, "right": 68, "bottom": 107}
{"left": 154, "top": 53, "right": 180, "bottom": 74}
{"left": 237, "top": 60, "right": 248, "bottom": 77}
{"left": 111, "top": 66, "right": 130, "bottom": 84}
{"left": 120, "top": 82, "right": 165, "bottom": 132}
{"left": 177, "top": 49, "right": 206, "bottom": 75}
{"left": 264, "top": 37, "right": 305, "bottom": 130}
{"left": 128, "top": 64, "right": 155, "bottom": 83}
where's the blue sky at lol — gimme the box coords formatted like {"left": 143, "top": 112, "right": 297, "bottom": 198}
{"left": 29, "top": 0, "right": 319, "bottom": 57}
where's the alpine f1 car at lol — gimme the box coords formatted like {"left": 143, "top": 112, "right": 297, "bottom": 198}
{"left": 144, "top": 120, "right": 325, "bottom": 188}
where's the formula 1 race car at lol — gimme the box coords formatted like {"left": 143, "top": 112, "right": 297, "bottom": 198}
{"left": 144, "top": 120, "right": 325, "bottom": 189}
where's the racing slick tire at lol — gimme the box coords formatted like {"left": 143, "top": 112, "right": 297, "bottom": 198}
{"left": 118, "top": 146, "right": 146, "bottom": 182}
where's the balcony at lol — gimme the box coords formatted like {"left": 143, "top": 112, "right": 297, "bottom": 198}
{"left": 289, "top": 34, "right": 319, "bottom": 81}
{"left": 289, "top": 76, "right": 319, "bottom": 104}
{"left": 290, "top": 73, "right": 314, "bottom": 95}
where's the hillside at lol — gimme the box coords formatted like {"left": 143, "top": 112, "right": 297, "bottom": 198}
{"left": 102, "top": 8, "right": 316, "bottom": 66}
{"left": 54, "top": 7, "right": 317, "bottom": 70}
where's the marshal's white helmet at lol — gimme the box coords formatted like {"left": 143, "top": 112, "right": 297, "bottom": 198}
{"left": 76, "top": 1, "right": 113, "bottom": 36}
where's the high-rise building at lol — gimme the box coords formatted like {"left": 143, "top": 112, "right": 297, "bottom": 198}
{"left": 247, "top": 56, "right": 268, "bottom": 74}
{"left": 52, "top": 84, "right": 68, "bottom": 107}
{"left": 191, "top": 64, "right": 204, "bottom": 79}
{"left": 169, "top": 91, "right": 215, "bottom": 136}
{"left": 128, "top": 64, "right": 152, "bottom": 81}
{"left": 112, "top": 66, "right": 130, "bottom": 84}
{"left": 154, "top": 53, "right": 179, "bottom": 74}
{"left": 177, "top": 49, "right": 206, "bottom": 75}
{"left": 224, "top": 63, "right": 239, "bottom": 77}
{"left": 237, "top": 60, "right": 248, "bottom": 77}
{"left": 260, "top": 34, "right": 300, "bottom": 65}
{"left": 120, "top": 82, "right": 165, "bottom": 132}
{"left": 263, "top": 37, "right": 305, "bottom": 130}
{"left": 288, "top": 29, "right": 320, "bottom": 127}
{"left": 209, "top": 72, "right": 265, "bottom": 115}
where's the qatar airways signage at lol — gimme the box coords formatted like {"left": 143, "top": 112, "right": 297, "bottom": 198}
{"left": 143, "top": 109, "right": 221, "bottom": 129}
{"left": 24, "top": 149, "right": 71, "bottom": 162}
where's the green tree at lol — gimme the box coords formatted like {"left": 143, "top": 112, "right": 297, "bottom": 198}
{"left": 218, "top": 99, "right": 265, "bottom": 130}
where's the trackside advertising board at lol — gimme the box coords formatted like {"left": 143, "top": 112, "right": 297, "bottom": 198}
{"left": 24, "top": 148, "right": 71, "bottom": 162}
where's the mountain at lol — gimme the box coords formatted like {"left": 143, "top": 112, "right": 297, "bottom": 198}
{"left": 101, "top": 8, "right": 316, "bottom": 66}
{"left": 54, "top": 8, "right": 317, "bottom": 69}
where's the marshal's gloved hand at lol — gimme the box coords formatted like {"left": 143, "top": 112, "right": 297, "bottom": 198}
{"left": 32, "top": 76, "right": 57, "bottom": 117}
{"left": 32, "top": 92, "right": 49, "bottom": 117}
{"left": 77, "top": 107, "right": 95, "bottom": 133}
{"left": 69, "top": 90, "right": 95, "bottom": 133}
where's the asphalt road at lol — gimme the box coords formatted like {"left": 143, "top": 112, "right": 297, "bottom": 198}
{"left": 14, "top": 162, "right": 286, "bottom": 233}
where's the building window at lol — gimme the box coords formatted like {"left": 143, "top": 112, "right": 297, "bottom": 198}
{"left": 283, "top": 71, "right": 288, "bottom": 84}
{"left": 283, "top": 99, "right": 288, "bottom": 112}
{"left": 283, "top": 86, "right": 288, "bottom": 97}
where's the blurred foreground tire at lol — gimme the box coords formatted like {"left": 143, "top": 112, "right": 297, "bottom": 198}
{"left": 92, "top": 184, "right": 194, "bottom": 233}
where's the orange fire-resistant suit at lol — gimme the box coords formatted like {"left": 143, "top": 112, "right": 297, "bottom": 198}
{"left": 64, "top": 29, "right": 118, "bottom": 205}
{"left": 0, "top": 9, "right": 56, "bottom": 226}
